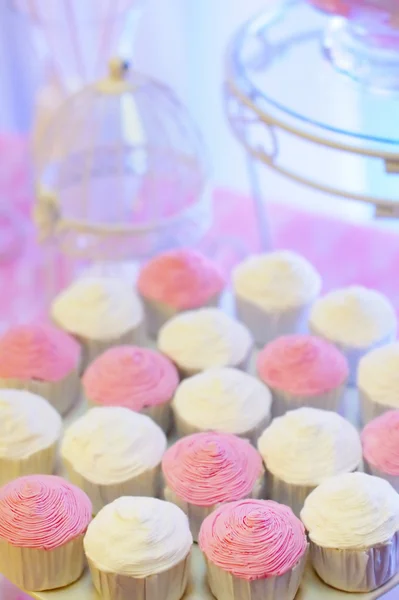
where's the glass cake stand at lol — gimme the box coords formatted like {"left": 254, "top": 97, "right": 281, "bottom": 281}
{"left": 225, "top": 0, "right": 399, "bottom": 247}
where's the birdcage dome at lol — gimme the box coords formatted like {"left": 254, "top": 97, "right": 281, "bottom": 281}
{"left": 34, "top": 61, "right": 211, "bottom": 262}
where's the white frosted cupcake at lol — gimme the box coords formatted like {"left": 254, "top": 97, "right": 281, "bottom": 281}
{"left": 61, "top": 407, "right": 167, "bottom": 514}
{"left": 362, "top": 411, "right": 399, "bottom": 492}
{"left": 0, "top": 323, "right": 81, "bottom": 414}
{"left": 137, "top": 249, "right": 226, "bottom": 337}
{"left": 258, "top": 407, "right": 362, "bottom": 517}
{"left": 51, "top": 276, "right": 145, "bottom": 370}
{"left": 309, "top": 286, "right": 397, "bottom": 384}
{"left": 162, "top": 432, "right": 265, "bottom": 541}
{"left": 301, "top": 472, "right": 399, "bottom": 592}
{"left": 172, "top": 367, "right": 272, "bottom": 443}
{"left": 0, "top": 390, "right": 62, "bottom": 485}
{"left": 84, "top": 497, "right": 192, "bottom": 600}
{"left": 358, "top": 343, "right": 399, "bottom": 424}
{"left": 0, "top": 475, "right": 92, "bottom": 591}
{"left": 232, "top": 250, "right": 321, "bottom": 346}
{"left": 257, "top": 335, "right": 348, "bottom": 417}
{"left": 158, "top": 308, "right": 253, "bottom": 376}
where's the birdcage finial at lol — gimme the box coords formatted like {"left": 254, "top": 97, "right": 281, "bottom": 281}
{"left": 108, "top": 58, "right": 129, "bottom": 81}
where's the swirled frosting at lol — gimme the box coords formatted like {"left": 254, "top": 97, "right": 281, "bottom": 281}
{"left": 158, "top": 308, "right": 253, "bottom": 371}
{"left": 51, "top": 276, "right": 143, "bottom": 340}
{"left": 0, "top": 323, "right": 80, "bottom": 382}
{"left": 84, "top": 497, "right": 192, "bottom": 576}
{"left": 310, "top": 286, "right": 397, "bottom": 348}
{"left": 162, "top": 432, "right": 263, "bottom": 506}
{"left": 0, "top": 390, "right": 62, "bottom": 459}
{"left": 301, "top": 472, "right": 399, "bottom": 549}
{"left": 232, "top": 251, "right": 321, "bottom": 310}
{"left": 0, "top": 475, "right": 92, "bottom": 549}
{"left": 83, "top": 346, "right": 179, "bottom": 409}
{"left": 137, "top": 249, "right": 225, "bottom": 310}
{"left": 173, "top": 368, "right": 271, "bottom": 434}
{"left": 358, "top": 343, "right": 399, "bottom": 408}
{"left": 257, "top": 335, "right": 348, "bottom": 396}
{"left": 62, "top": 407, "right": 166, "bottom": 485}
{"left": 362, "top": 411, "right": 399, "bottom": 476}
{"left": 199, "top": 499, "right": 307, "bottom": 580}
{"left": 258, "top": 408, "right": 361, "bottom": 485}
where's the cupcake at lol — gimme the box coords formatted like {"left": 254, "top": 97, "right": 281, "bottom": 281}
{"left": 301, "top": 472, "right": 399, "bottom": 592}
{"left": 162, "top": 432, "right": 265, "bottom": 541}
{"left": 358, "top": 343, "right": 399, "bottom": 424}
{"left": 256, "top": 335, "right": 348, "bottom": 417}
{"left": 362, "top": 411, "right": 399, "bottom": 492}
{"left": 0, "top": 323, "right": 81, "bottom": 414}
{"left": 51, "top": 276, "right": 145, "bottom": 370}
{"left": 309, "top": 286, "right": 397, "bottom": 384}
{"left": 84, "top": 497, "right": 192, "bottom": 600}
{"left": 0, "top": 390, "right": 62, "bottom": 485}
{"left": 257, "top": 407, "right": 362, "bottom": 517}
{"left": 0, "top": 475, "right": 91, "bottom": 591}
{"left": 232, "top": 250, "right": 321, "bottom": 346}
{"left": 172, "top": 367, "right": 272, "bottom": 443}
{"left": 82, "top": 346, "right": 179, "bottom": 432}
{"left": 199, "top": 499, "right": 308, "bottom": 600}
{"left": 158, "top": 308, "right": 253, "bottom": 377}
{"left": 62, "top": 407, "right": 167, "bottom": 514}
{"left": 137, "top": 249, "right": 226, "bottom": 337}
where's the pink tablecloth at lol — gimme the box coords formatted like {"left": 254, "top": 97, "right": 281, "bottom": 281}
{"left": 1, "top": 133, "right": 399, "bottom": 330}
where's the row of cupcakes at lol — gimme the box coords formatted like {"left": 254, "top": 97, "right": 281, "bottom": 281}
{"left": 0, "top": 470, "right": 399, "bottom": 598}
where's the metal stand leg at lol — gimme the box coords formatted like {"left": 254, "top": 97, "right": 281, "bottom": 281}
{"left": 246, "top": 153, "right": 271, "bottom": 250}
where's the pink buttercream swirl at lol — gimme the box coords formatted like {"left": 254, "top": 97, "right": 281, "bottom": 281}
{"left": 257, "top": 335, "right": 348, "bottom": 396}
{"left": 83, "top": 345, "right": 179, "bottom": 410}
{"left": 0, "top": 323, "right": 80, "bottom": 382}
{"left": 362, "top": 411, "right": 399, "bottom": 476}
{"left": 0, "top": 475, "right": 92, "bottom": 549}
{"left": 162, "top": 432, "right": 263, "bottom": 506}
{"left": 137, "top": 249, "right": 226, "bottom": 310}
{"left": 199, "top": 499, "right": 307, "bottom": 580}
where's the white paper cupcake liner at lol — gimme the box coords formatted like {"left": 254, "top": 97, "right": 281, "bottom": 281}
{"left": 142, "top": 294, "right": 222, "bottom": 339}
{"left": 234, "top": 294, "right": 313, "bottom": 347}
{"left": 63, "top": 459, "right": 162, "bottom": 515}
{"left": 359, "top": 388, "right": 395, "bottom": 425}
{"left": 0, "top": 367, "right": 81, "bottom": 415}
{"left": 0, "top": 442, "right": 58, "bottom": 487}
{"left": 87, "top": 553, "right": 190, "bottom": 600}
{"left": 265, "top": 471, "right": 316, "bottom": 519}
{"left": 173, "top": 412, "right": 270, "bottom": 446}
{"left": 203, "top": 550, "right": 307, "bottom": 600}
{"left": 163, "top": 472, "right": 265, "bottom": 542}
{"left": 175, "top": 346, "right": 253, "bottom": 379}
{"left": 309, "top": 531, "right": 399, "bottom": 592}
{"left": 0, "top": 533, "right": 86, "bottom": 591}
{"left": 363, "top": 458, "right": 399, "bottom": 494}
{"left": 269, "top": 382, "right": 346, "bottom": 419}
{"left": 309, "top": 324, "right": 395, "bottom": 386}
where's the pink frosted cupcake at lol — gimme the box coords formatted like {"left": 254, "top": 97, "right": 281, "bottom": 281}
{"left": 199, "top": 499, "right": 308, "bottom": 600}
{"left": 0, "top": 323, "right": 81, "bottom": 414}
{"left": 257, "top": 335, "right": 348, "bottom": 417}
{"left": 138, "top": 249, "right": 226, "bottom": 337}
{"left": 82, "top": 346, "right": 179, "bottom": 432}
{"left": 0, "top": 475, "right": 92, "bottom": 591}
{"left": 162, "top": 432, "right": 265, "bottom": 541}
{"left": 362, "top": 411, "right": 399, "bottom": 492}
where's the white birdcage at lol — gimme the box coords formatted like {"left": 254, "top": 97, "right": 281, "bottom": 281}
{"left": 34, "top": 60, "right": 211, "bottom": 297}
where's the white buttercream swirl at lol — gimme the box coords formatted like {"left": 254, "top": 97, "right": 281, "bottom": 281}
{"left": 84, "top": 496, "right": 192, "bottom": 576}
{"left": 61, "top": 407, "right": 166, "bottom": 485}
{"left": 258, "top": 408, "right": 361, "bottom": 485}
{"left": 158, "top": 308, "right": 252, "bottom": 371}
{"left": 358, "top": 343, "right": 399, "bottom": 408}
{"left": 232, "top": 250, "right": 321, "bottom": 310}
{"left": 310, "top": 286, "right": 397, "bottom": 348}
{"left": 0, "top": 390, "right": 62, "bottom": 459}
{"left": 51, "top": 276, "right": 143, "bottom": 340}
{"left": 173, "top": 368, "right": 272, "bottom": 434}
{"left": 301, "top": 472, "right": 399, "bottom": 549}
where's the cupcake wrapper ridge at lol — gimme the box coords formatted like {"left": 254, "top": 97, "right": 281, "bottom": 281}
{"left": 269, "top": 383, "right": 346, "bottom": 419}
{"left": 363, "top": 459, "right": 399, "bottom": 494}
{"left": 0, "top": 443, "right": 58, "bottom": 487}
{"left": 359, "top": 389, "right": 397, "bottom": 426}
